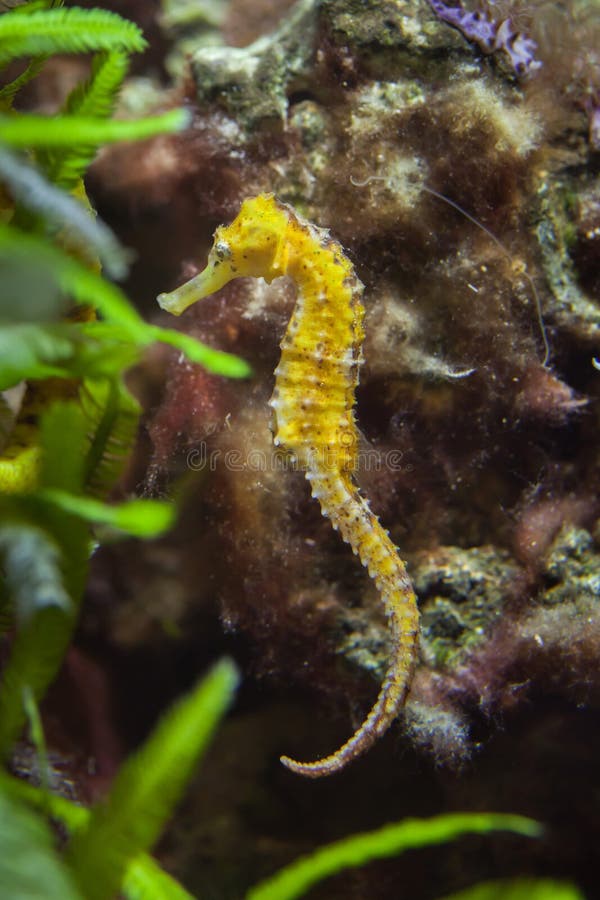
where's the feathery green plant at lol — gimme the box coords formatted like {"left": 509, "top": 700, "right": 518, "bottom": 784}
{"left": 0, "top": 3, "right": 247, "bottom": 894}
{"left": 0, "top": 108, "right": 190, "bottom": 147}
{"left": 0, "top": 7, "right": 145, "bottom": 67}
{"left": 0, "top": 0, "right": 249, "bottom": 755}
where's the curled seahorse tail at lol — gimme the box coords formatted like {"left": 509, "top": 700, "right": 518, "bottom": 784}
{"left": 280, "top": 474, "right": 419, "bottom": 778}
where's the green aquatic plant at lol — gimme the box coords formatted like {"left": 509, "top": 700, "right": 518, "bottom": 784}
{"left": 0, "top": 0, "right": 247, "bottom": 836}
{"left": 0, "top": 788, "right": 82, "bottom": 900}
{"left": 440, "top": 879, "right": 584, "bottom": 900}
{"left": 0, "top": 0, "right": 248, "bottom": 762}
{"left": 246, "top": 813, "right": 542, "bottom": 900}
{"left": 66, "top": 659, "right": 239, "bottom": 900}
{"left": 0, "top": 392, "right": 181, "bottom": 755}
{"left": 0, "top": 6, "right": 144, "bottom": 67}
{"left": 0, "top": 741, "right": 582, "bottom": 900}
{"left": 0, "top": 145, "right": 128, "bottom": 277}
{"left": 0, "top": 222, "right": 249, "bottom": 376}
{"left": 0, "top": 659, "right": 238, "bottom": 899}
{"left": 0, "top": 0, "right": 251, "bottom": 891}
{"left": 0, "top": 108, "right": 190, "bottom": 148}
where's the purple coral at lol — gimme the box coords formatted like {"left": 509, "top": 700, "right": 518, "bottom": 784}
{"left": 427, "top": 0, "right": 542, "bottom": 76}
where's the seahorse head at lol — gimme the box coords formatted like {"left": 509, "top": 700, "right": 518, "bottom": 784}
{"left": 157, "top": 193, "right": 290, "bottom": 316}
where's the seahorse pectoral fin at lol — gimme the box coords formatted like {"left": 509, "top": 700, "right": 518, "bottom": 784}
{"left": 268, "top": 228, "right": 290, "bottom": 280}
{"left": 157, "top": 262, "right": 233, "bottom": 315}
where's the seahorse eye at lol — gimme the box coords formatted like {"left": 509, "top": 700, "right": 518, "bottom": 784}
{"left": 214, "top": 240, "right": 232, "bottom": 261}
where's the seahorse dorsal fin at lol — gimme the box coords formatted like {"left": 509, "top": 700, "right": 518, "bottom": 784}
{"left": 271, "top": 226, "right": 290, "bottom": 279}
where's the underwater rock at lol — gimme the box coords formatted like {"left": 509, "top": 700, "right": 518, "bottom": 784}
{"left": 406, "top": 522, "right": 600, "bottom": 760}
{"left": 86, "top": 0, "right": 600, "bottom": 773}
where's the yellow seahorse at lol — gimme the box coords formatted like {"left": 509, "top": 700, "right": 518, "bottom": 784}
{"left": 157, "top": 193, "right": 419, "bottom": 777}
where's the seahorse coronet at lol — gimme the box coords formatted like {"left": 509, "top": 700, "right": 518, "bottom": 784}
{"left": 158, "top": 192, "right": 420, "bottom": 778}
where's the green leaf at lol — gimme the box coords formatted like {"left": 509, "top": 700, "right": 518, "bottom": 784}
{"left": 246, "top": 813, "right": 543, "bottom": 900}
{"left": 40, "top": 401, "right": 87, "bottom": 493}
{"left": 66, "top": 658, "right": 239, "bottom": 900}
{"left": 80, "top": 378, "right": 141, "bottom": 496}
{"left": 0, "top": 323, "right": 79, "bottom": 390}
{"left": 39, "top": 488, "right": 176, "bottom": 538}
{"left": 35, "top": 403, "right": 92, "bottom": 600}
{"left": 0, "top": 323, "right": 144, "bottom": 390}
{"left": 0, "top": 222, "right": 145, "bottom": 328}
{"left": 0, "top": 523, "right": 75, "bottom": 755}
{"left": 0, "top": 788, "right": 83, "bottom": 900}
{"left": 48, "top": 50, "right": 130, "bottom": 189}
{"left": 123, "top": 855, "right": 196, "bottom": 900}
{"left": 0, "top": 770, "right": 89, "bottom": 834}
{"left": 0, "top": 254, "right": 68, "bottom": 324}
{"left": 0, "top": 108, "right": 190, "bottom": 147}
{"left": 0, "top": 55, "right": 48, "bottom": 109}
{"left": 0, "top": 146, "right": 129, "bottom": 278}
{"left": 0, "top": 771, "right": 195, "bottom": 899}
{"left": 74, "top": 323, "right": 143, "bottom": 377}
{"left": 438, "top": 878, "right": 585, "bottom": 900}
{"left": 0, "top": 224, "right": 251, "bottom": 377}
{"left": 0, "top": 317, "right": 250, "bottom": 384}
{"left": 22, "top": 685, "right": 50, "bottom": 796}
{"left": 65, "top": 50, "right": 129, "bottom": 119}
{"left": 0, "top": 435, "right": 41, "bottom": 495}
{"left": 149, "top": 323, "right": 252, "bottom": 378}
{"left": 0, "top": 7, "right": 146, "bottom": 67}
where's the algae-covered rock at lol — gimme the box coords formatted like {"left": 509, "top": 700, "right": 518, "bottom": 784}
{"left": 86, "top": 0, "right": 600, "bottom": 760}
